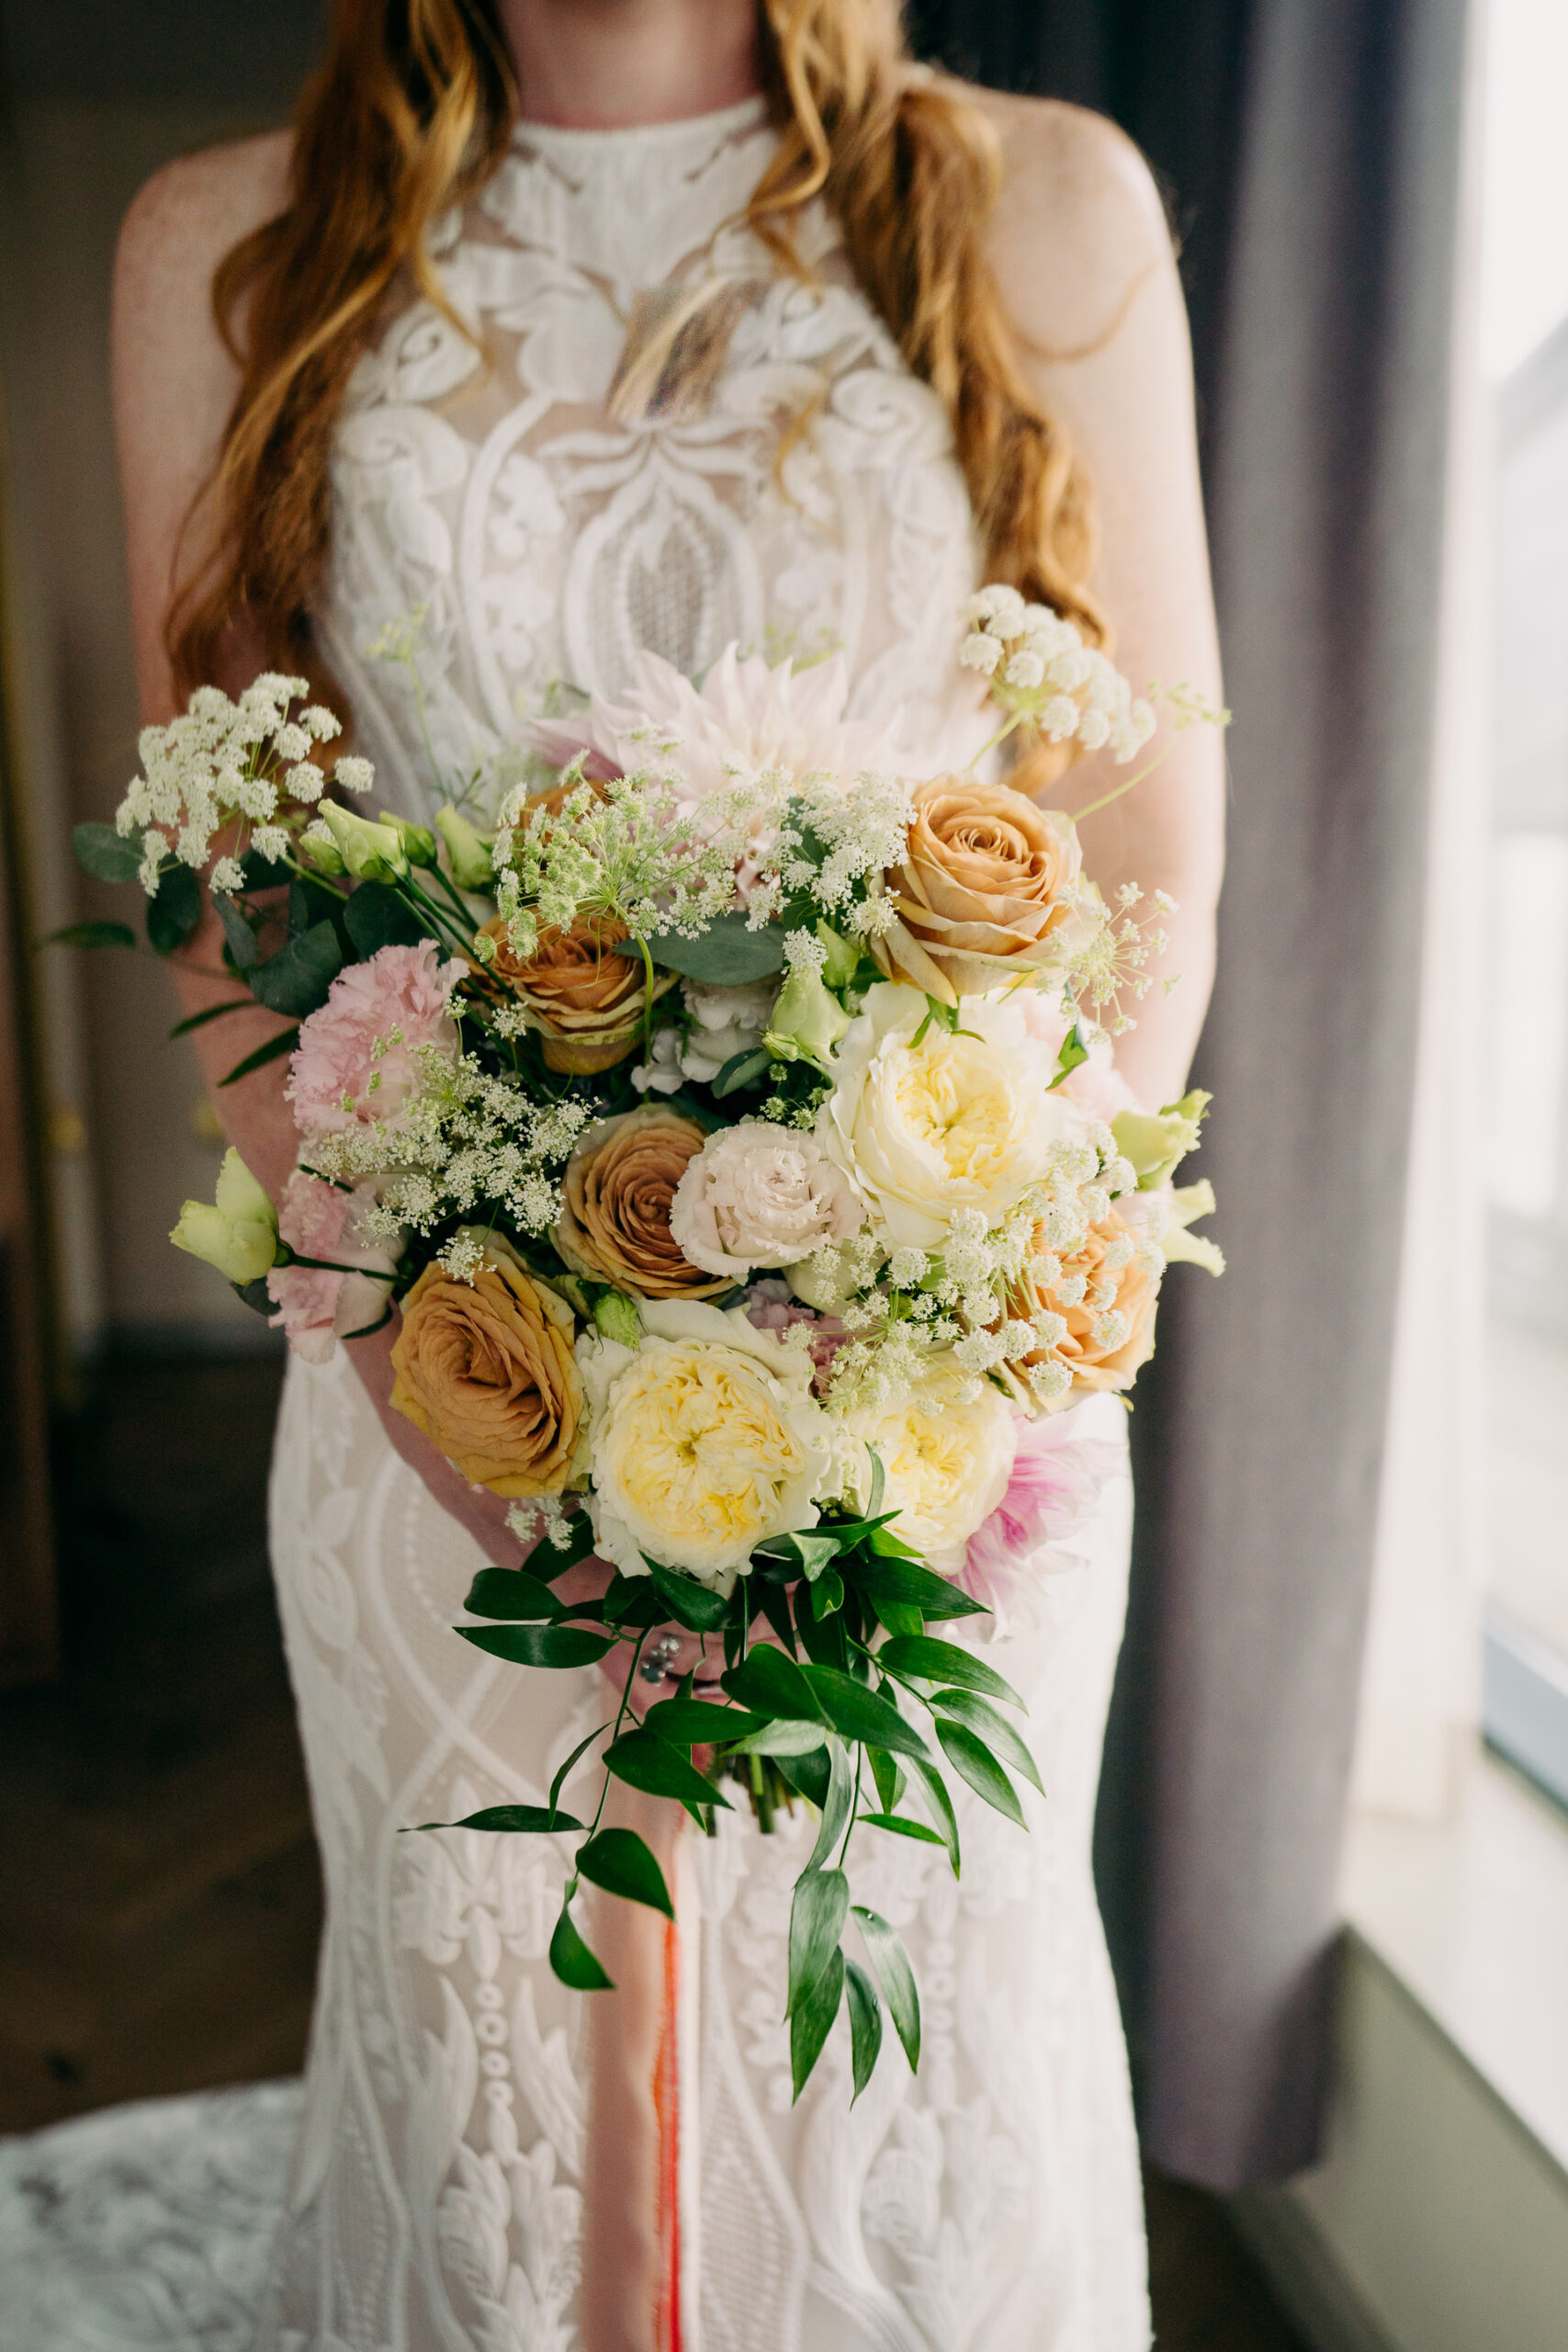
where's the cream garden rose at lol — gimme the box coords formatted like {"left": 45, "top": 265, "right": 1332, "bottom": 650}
{"left": 842, "top": 1355, "right": 1019, "bottom": 1577}
{"left": 577, "top": 1299, "right": 845, "bottom": 1593}
{"left": 817, "top": 981, "right": 1074, "bottom": 1251}
{"left": 670, "top": 1122, "right": 863, "bottom": 1280}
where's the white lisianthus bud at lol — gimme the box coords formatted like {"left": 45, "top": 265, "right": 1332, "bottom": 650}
{"left": 170, "top": 1148, "right": 279, "bottom": 1285}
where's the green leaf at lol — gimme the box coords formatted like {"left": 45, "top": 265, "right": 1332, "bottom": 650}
{"left": 787, "top": 1866, "right": 849, "bottom": 2018}
{"left": 807, "top": 1567, "right": 844, "bottom": 1619}
{"left": 858, "top": 1811, "right": 945, "bottom": 1845}
{"left": 603, "top": 1576, "right": 670, "bottom": 1630}
{"left": 216, "top": 891, "right": 261, "bottom": 972}
{"left": 851, "top": 1555, "right": 988, "bottom": 1623}
{"left": 865, "top": 1447, "right": 886, "bottom": 1521}
{"left": 146, "top": 864, "right": 203, "bottom": 953}
{"left": 457, "top": 1623, "right": 614, "bottom": 1668}
{"left": 344, "top": 878, "right": 428, "bottom": 956}
{"left": 722, "top": 1645, "right": 824, "bottom": 1724}
{"left": 844, "top": 1957, "right": 883, "bottom": 2101}
{"left": 40, "top": 920, "right": 137, "bottom": 951}
{"left": 776, "top": 1741, "right": 831, "bottom": 1810}
{"left": 710, "top": 1047, "right": 772, "bottom": 1098}
{"left": 167, "top": 998, "right": 250, "bottom": 1039}
{"left": 72, "top": 820, "right": 143, "bottom": 883}
{"left": 876, "top": 1635, "right": 1024, "bottom": 1711}
{"left": 932, "top": 1690, "right": 1043, "bottom": 1795}
{"left": 752, "top": 1577, "right": 799, "bottom": 1657}
{"left": 249, "top": 919, "right": 344, "bottom": 1018}
{"left": 463, "top": 1567, "right": 564, "bottom": 1622}
{"left": 800, "top": 1665, "right": 930, "bottom": 1762}
{"left": 866, "top": 1745, "right": 905, "bottom": 1815}
{"left": 645, "top": 1558, "right": 730, "bottom": 1632}
{"left": 529, "top": 1510, "right": 600, "bottom": 1577}
{"left": 852, "top": 1906, "right": 920, "bottom": 2072}
{"left": 756, "top": 1528, "right": 844, "bottom": 1581}
{"left": 1048, "top": 1019, "right": 1091, "bottom": 1091}
{"left": 548, "top": 1723, "right": 610, "bottom": 1824}
{"left": 806, "top": 1736, "right": 854, "bottom": 1871}
{"left": 722, "top": 1718, "right": 827, "bottom": 1758}
{"left": 576, "top": 1826, "right": 673, "bottom": 1917}
{"left": 604, "top": 1728, "right": 730, "bottom": 1811}
{"left": 791, "top": 1944, "right": 844, "bottom": 2101}
{"left": 412, "top": 1803, "right": 584, "bottom": 1834}
{"left": 550, "top": 1900, "right": 614, "bottom": 1990}
{"left": 904, "top": 1752, "right": 962, "bottom": 1876}
{"left": 793, "top": 1581, "right": 848, "bottom": 1670}
{"left": 642, "top": 911, "right": 786, "bottom": 987}
{"left": 219, "top": 1024, "right": 299, "bottom": 1087}
{"left": 934, "top": 1719, "right": 1026, "bottom": 1826}
{"left": 643, "top": 1698, "right": 768, "bottom": 1747}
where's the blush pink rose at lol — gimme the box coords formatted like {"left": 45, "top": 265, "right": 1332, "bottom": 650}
{"left": 743, "top": 1279, "right": 849, "bottom": 1394}
{"left": 670, "top": 1123, "right": 862, "bottom": 1280}
{"left": 287, "top": 941, "right": 464, "bottom": 1136}
{"left": 266, "top": 1173, "right": 400, "bottom": 1363}
{"left": 959, "top": 1409, "right": 1127, "bottom": 1636}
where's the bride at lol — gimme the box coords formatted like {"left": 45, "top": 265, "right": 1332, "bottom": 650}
{"left": 103, "top": 2, "right": 1223, "bottom": 2346}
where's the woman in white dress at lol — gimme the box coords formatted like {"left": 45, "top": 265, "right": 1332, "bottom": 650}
{"left": 108, "top": 4, "right": 1224, "bottom": 2346}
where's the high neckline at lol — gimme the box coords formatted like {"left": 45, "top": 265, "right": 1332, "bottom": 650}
{"left": 510, "top": 92, "right": 771, "bottom": 160}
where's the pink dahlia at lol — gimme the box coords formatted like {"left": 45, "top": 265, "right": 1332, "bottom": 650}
{"left": 960, "top": 1409, "right": 1127, "bottom": 1635}
{"left": 287, "top": 940, "right": 464, "bottom": 1136}
{"left": 265, "top": 1173, "right": 400, "bottom": 1364}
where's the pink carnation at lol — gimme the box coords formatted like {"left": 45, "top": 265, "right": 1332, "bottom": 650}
{"left": 287, "top": 941, "right": 463, "bottom": 1136}
{"left": 960, "top": 1410, "right": 1125, "bottom": 1635}
{"left": 265, "top": 1173, "right": 400, "bottom": 1363}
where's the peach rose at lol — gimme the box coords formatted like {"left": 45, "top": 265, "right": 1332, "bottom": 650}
{"left": 870, "top": 775, "right": 1092, "bottom": 1004}
{"left": 1000, "top": 1206, "right": 1159, "bottom": 1411}
{"left": 389, "top": 1238, "right": 586, "bottom": 1496}
{"left": 554, "top": 1104, "right": 730, "bottom": 1299}
{"left": 479, "top": 910, "right": 674, "bottom": 1074}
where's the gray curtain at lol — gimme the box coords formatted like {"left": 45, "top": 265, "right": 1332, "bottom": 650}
{"left": 913, "top": 0, "right": 1472, "bottom": 2185}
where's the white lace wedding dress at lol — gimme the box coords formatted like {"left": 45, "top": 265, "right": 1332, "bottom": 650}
{"left": 1, "top": 96, "right": 1149, "bottom": 2352}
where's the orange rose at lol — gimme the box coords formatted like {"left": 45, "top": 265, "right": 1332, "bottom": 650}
{"left": 479, "top": 910, "right": 674, "bottom": 1074}
{"left": 554, "top": 1105, "right": 729, "bottom": 1300}
{"left": 871, "top": 775, "right": 1090, "bottom": 1004}
{"left": 999, "top": 1206, "right": 1159, "bottom": 1410}
{"left": 389, "top": 1242, "right": 586, "bottom": 1496}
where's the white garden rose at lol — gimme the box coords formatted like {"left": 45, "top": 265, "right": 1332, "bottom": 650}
{"left": 670, "top": 1123, "right": 863, "bottom": 1280}
{"left": 817, "top": 980, "right": 1074, "bottom": 1250}
{"left": 843, "top": 1355, "right": 1019, "bottom": 1576}
{"left": 577, "top": 1298, "right": 846, "bottom": 1593}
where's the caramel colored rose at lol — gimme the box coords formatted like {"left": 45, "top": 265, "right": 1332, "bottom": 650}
{"left": 389, "top": 1242, "right": 586, "bottom": 1496}
{"left": 1001, "top": 1207, "right": 1159, "bottom": 1408}
{"left": 871, "top": 775, "right": 1090, "bottom": 1004}
{"left": 554, "top": 1105, "right": 729, "bottom": 1299}
{"left": 479, "top": 909, "right": 674, "bottom": 1074}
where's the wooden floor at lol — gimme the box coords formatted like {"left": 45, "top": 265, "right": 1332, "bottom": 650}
{"left": 0, "top": 1352, "right": 1308, "bottom": 2348}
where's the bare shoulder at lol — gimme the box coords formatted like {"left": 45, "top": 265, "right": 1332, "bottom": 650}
{"left": 115, "top": 130, "right": 290, "bottom": 346}
{"left": 943, "top": 83, "right": 1174, "bottom": 350}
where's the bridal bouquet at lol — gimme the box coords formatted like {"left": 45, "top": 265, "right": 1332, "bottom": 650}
{"left": 71, "top": 586, "right": 1222, "bottom": 2099}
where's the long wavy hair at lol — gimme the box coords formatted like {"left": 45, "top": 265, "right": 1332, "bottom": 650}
{"left": 169, "top": 0, "right": 1104, "bottom": 779}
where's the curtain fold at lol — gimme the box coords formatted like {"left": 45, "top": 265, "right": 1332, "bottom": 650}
{"left": 912, "top": 0, "right": 1472, "bottom": 2186}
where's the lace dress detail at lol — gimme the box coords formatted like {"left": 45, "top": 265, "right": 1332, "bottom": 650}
{"left": 0, "top": 96, "right": 1149, "bottom": 2352}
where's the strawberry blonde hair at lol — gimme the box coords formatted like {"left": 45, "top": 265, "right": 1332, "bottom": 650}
{"left": 170, "top": 0, "right": 1104, "bottom": 772}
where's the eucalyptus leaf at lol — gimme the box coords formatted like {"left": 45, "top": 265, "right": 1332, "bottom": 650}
{"left": 876, "top": 1634, "right": 1024, "bottom": 1711}
{"left": 345, "top": 878, "right": 427, "bottom": 956}
{"left": 457, "top": 1623, "right": 614, "bottom": 1668}
{"left": 932, "top": 1690, "right": 1044, "bottom": 1795}
{"left": 146, "top": 865, "right": 203, "bottom": 954}
{"left": 634, "top": 910, "right": 785, "bottom": 986}
{"left": 549, "top": 1901, "right": 614, "bottom": 1991}
{"left": 790, "top": 1944, "right": 844, "bottom": 2101}
{"left": 216, "top": 891, "right": 261, "bottom": 972}
{"left": 787, "top": 1866, "right": 849, "bottom": 2019}
{"left": 249, "top": 920, "right": 344, "bottom": 1018}
{"left": 844, "top": 1956, "right": 883, "bottom": 2101}
{"left": 462, "top": 1567, "right": 564, "bottom": 1623}
{"left": 710, "top": 1046, "right": 773, "bottom": 1098}
{"left": 72, "top": 820, "right": 143, "bottom": 884}
{"left": 41, "top": 920, "right": 137, "bottom": 952}
{"left": 801, "top": 1665, "right": 929, "bottom": 1762}
{"left": 852, "top": 1905, "right": 920, "bottom": 2072}
{"left": 576, "top": 1827, "right": 673, "bottom": 1918}
{"left": 604, "top": 1727, "right": 730, "bottom": 1810}
{"left": 934, "top": 1719, "right": 1026, "bottom": 1826}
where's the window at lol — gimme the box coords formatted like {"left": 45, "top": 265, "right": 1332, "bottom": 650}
{"left": 1480, "top": 0, "right": 1568, "bottom": 1807}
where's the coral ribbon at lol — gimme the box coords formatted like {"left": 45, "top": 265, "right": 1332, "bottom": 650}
{"left": 581, "top": 1782, "right": 694, "bottom": 2352}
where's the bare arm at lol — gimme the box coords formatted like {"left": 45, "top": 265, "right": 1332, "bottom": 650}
{"left": 975, "top": 93, "right": 1226, "bottom": 1111}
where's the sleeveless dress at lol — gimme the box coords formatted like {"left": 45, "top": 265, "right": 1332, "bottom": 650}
{"left": 0, "top": 97, "right": 1149, "bottom": 2352}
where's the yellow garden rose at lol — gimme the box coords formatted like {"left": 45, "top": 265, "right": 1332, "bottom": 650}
{"left": 577, "top": 1298, "right": 842, "bottom": 1593}
{"left": 842, "top": 1355, "right": 1019, "bottom": 1575}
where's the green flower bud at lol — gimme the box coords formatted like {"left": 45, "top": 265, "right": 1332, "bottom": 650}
{"left": 1111, "top": 1088, "right": 1212, "bottom": 1191}
{"left": 592, "top": 1289, "right": 644, "bottom": 1348}
{"left": 319, "top": 799, "right": 408, "bottom": 882}
{"left": 814, "top": 921, "right": 861, "bottom": 991}
{"left": 765, "top": 964, "right": 852, "bottom": 1075}
{"left": 169, "top": 1148, "right": 279, "bottom": 1284}
{"left": 435, "top": 803, "right": 496, "bottom": 891}
{"left": 388, "top": 815, "right": 439, "bottom": 869}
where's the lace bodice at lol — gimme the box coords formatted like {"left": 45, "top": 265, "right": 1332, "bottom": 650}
{"left": 318, "top": 95, "right": 984, "bottom": 820}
